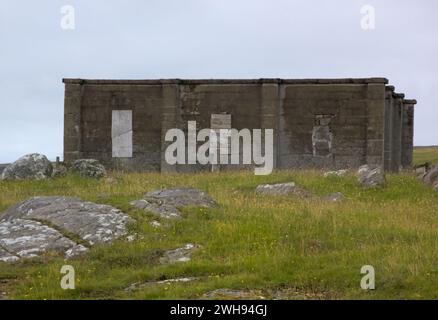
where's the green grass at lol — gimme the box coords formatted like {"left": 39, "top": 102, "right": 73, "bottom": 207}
{"left": 0, "top": 169, "right": 437, "bottom": 300}
{"left": 413, "top": 146, "right": 438, "bottom": 166}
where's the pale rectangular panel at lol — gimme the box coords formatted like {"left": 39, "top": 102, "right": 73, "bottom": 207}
{"left": 112, "top": 110, "right": 133, "bottom": 158}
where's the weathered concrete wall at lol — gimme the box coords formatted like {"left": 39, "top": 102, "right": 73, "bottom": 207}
{"left": 279, "top": 83, "right": 375, "bottom": 169}
{"left": 63, "top": 78, "right": 416, "bottom": 172}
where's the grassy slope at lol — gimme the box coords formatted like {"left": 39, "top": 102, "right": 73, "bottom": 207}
{"left": 0, "top": 169, "right": 437, "bottom": 300}
{"left": 413, "top": 146, "right": 438, "bottom": 166}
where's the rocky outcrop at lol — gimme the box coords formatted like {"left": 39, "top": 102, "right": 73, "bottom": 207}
{"left": 72, "top": 159, "right": 106, "bottom": 178}
{"left": 131, "top": 188, "right": 217, "bottom": 219}
{"left": 1, "top": 154, "right": 53, "bottom": 180}
{"left": 0, "top": 196, "right": 134, "bottom": 262}
{"left": 357, "top": 165, "right": 386, "bottom": 188}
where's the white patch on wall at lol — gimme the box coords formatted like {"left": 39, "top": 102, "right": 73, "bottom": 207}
{"left": 210, "top": 114, "right": 232, "bottom": 170}
{"left": 112, "top": 110, "right": 133, "bottom": 158}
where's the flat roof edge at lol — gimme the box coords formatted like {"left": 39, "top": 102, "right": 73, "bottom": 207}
{"left": 403, "top": 99, "right": 417, "bottom": 105}
{"left": 62, "top": 77, "right": 389, "bottom": 85}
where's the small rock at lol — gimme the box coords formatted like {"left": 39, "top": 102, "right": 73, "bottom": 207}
{"left": 422, "top": 165, "right": 438, "bottom": 189}
{"left": 324, "top": 192, "right": 345, "bottom": 202}
{"left": 357, "top": 165, "right": 386, "bottom": 188}
{"left": 255, "top": 182, "right": 313, "bottom": 198}
{"left": 1, "top": 153, "right": 53, "bottom": 180}
{"left": 415, "top": 165, "right": 427, "bottom": 178}
{"left": 323, "top": 169, "right": 348, "bottom": 177}
{"left": 52, "top": 163, "right": 68, "bottom": 178}
{"left": 150, "top": 221, "right": 161, "bottom": 228}
{"left": 72, "top": 159, "right": 106, "bottom": 178}
{"left": 131, "top": 188, "right": 217, "bottom": 219}
{"left": 159, "top": 243, "right": 200, "bottom": 264}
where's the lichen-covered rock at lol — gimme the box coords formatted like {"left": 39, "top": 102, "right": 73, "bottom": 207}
{"left": 255, "top": 182, "right": 313, "bottom": 198}
{"left": 1, "top": 153, "right": 53, "bottom": 180}
{"left": 357, "top": 165, "right": 386, "bottom": 188}
{"left": 72, "top": 159, "right": 106, "bottom": 178}
{"left": 2, "top": 196, "right": 134, "bottom": 246}
{"left": 422, "top": 165, "right": 438, "bottom": 189}
{"left": 131, "top": 188, "right": 217, "bottom": 219}
{"left": 0, "top": 196, "right": 134, "bottom": 263}
{"left": 0, "top": 219, "right": 86, "bottom": 262}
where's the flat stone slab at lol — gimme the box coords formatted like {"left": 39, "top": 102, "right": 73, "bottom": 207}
{"left": 159, "top": 243, "right": 201, "bottom": 264}
{"left": 131, "top": 188, "right": 217, "bottom": 219}
{"left": 0, "top": 197, "right": 134, "bottom": 262}
{"left": 323, "top": 192, "right": 345, "bottom": 202}
{"left": 255, "top": 182, "right": 313, "bottom": 198}
{"left": 324, "top": 169, "right": 348, "bottom": 177}
{"left": 125, "top": 277, "right": 198, "bottom": 292}
{"left": 201, "top": 288, "right": 333, "bottom": 300}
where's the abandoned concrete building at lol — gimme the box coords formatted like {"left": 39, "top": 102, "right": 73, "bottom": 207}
{"left": 63, "top": 78, "right": 416, "bottom": 172}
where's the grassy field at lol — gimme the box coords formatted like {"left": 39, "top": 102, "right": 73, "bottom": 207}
{"left": 0, "top": 167, "right": 437, "bottom": 300}
{"left": 413, "top": 146, "right": 438, "bottom": 166}
{"left": 0, "top": 147, "right": 437, "bottom": 300}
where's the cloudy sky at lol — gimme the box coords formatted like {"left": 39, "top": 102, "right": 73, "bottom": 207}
{"left": 0, "top": 0, "right": 436, "bottom": 163}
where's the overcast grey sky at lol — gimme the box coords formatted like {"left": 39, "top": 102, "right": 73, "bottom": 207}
{"left": 0, "top": 0, "right": 437, "bottom": 163}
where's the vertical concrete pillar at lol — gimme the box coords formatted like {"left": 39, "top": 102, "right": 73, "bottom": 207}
{"left": 260, "top": 80, "right": 280, "bottom": 170}
{"left": 391, "top": 93, "right": 404, "bottom": 171}
{"left": 366, "top": 83, "right": 386, "bottom": 167}
{"left": 383, "top": 86, "right": 394, "bottom": 171}
{"left": 401, "top": 99, "right": 417, "bottom": 168}
{"left": 63, "top": 80, "right": 83, "bottom": 163}
{"left": 160, "top": 82, "right": 180, "bottom": 173}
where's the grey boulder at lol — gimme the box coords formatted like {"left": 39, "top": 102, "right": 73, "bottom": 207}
{"left": 422, "top": 165, "right": 438, "bottom": 189}
{"left": 72, "top": 159, "right": 106, "bottom": 178}
{"left": 1, "top": 153, "right": 53, "bottom": 180}
{"left": 131, "top": 188, "right": 218, "bottom": 219}
{"left": 357, "top": 165, "right": 386, "bottom": 188}
{"left": 0, "top": 196, "right": 134, "bottom": 262}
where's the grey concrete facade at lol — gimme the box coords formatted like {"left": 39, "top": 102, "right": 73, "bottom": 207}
{"left": 63, "top": 78, "right": 416, "bottom": 172}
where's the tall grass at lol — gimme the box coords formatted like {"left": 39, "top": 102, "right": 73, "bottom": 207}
{"left": 0, "top": 169, "right": 437, "bottom": 300}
